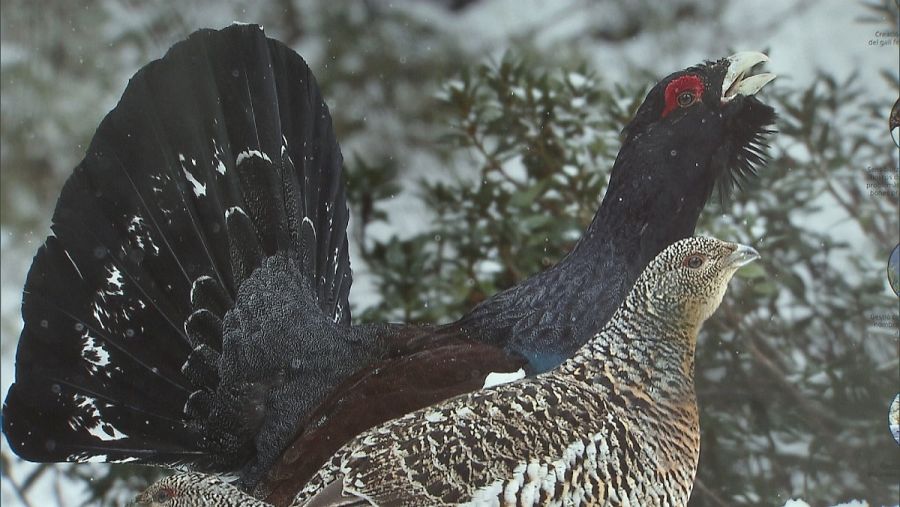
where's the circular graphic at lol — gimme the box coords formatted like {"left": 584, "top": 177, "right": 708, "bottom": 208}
{"left": 891, "top": 394, "right": 899, "bottom": 446}
{"left": 891, "top": 97, "right": 899, "bottom": 148}
{"left": 889, "top": 244, "right": 900, "bottom": 297}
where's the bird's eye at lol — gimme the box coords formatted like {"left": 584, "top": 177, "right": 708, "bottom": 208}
{"left": 661, "top": 74, "right": 704, "bottom": 117}
{"left": 677, "top": 90, "right": 695, "bottom": 107}
{"left": 683, "top": 254, "right": 705, "bottom": 269}
{"left": 154, "top": 487, "right": 175, "bottom": 503}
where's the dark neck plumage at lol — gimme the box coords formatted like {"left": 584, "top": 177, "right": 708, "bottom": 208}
{"left": 510, "top": 151, "right": 709, "bottom": 364}
{"left": 566, "top": 148, "right": 712, "bottom": 278}
{"left": 460, "top": 147, "right": 713, "bottom": 371}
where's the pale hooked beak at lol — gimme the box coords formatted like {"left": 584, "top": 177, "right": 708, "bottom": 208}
{"left": 721, "top": 51, "right": 776, "bottom": 103}
{"left": 725, "top": 243, "right": 760, "bottom": 269}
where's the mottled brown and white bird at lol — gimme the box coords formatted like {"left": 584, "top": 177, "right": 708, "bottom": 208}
{"left": 134, "top": 236, "right": 759, "bottom": 507}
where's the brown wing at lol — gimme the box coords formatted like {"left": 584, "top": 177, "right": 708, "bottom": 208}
{"left": 259, "top": 326, "right": 527, "bottom": 506}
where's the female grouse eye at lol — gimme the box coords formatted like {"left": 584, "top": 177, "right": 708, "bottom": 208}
{"left": 154, "top": 488, "right": 175, "bottom": 503}
{"left": 677, "top": 90, "right": 695, "bottom": 107}
{"left": 683, "top": 254, "right": 705, "bottom": 269}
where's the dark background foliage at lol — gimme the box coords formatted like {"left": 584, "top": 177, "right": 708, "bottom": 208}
{"left": 2, "top": 1, "right": 898, "bottom": 505}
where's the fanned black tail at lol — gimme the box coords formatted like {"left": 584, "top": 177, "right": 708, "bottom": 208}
{"left": 2, "top": 24, "right": 351, "bottom": 470}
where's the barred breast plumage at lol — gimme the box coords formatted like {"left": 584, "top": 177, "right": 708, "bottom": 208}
{"left": 298, "top": 378, "right": 694, "bottom": 506}
{"left": 290, "top": 237, "right": 758, "bottom": 507}
{"left": 135, "top": 237, "right": 758, "bottom": 506}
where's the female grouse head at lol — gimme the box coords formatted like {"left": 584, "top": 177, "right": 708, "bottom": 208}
{"left": 640, "top": 236, "right": 760, "bottom": 330}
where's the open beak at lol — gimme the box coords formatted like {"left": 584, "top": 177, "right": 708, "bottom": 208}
{"left": 724, "top": 243, "right": 760, "bottom": 269}
{"left": 721, "top": 52, "right": 776, "bottom": 103}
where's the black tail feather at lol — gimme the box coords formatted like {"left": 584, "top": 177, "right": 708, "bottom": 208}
{"left": 190, "top": 275, "right": 233, "bottom": 319}
{"left": 185, "top": 309, "right": 225, "bottom": 350}
{"left": 226, "top": 206, "right": 266, "bottom": 284}
{"left": 3, "top": 24, "right": 352, "bottom": 469}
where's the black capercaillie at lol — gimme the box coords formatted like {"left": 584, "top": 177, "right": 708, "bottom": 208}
{"left": 2, "top": 24, "right": 776, "bottom": 492}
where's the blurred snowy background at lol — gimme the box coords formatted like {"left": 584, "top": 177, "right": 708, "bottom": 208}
{"left": 1, "top": 0, "right": 898, "bottom": 506}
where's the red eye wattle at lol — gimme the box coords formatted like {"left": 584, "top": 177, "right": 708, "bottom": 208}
{"left": 662, "top": 75, "right": 704, "bottom": 117}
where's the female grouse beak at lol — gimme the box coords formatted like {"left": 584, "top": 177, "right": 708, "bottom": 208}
{"left": 724, "top": 243, "right": 761, "bottom": 269}
{"left": 721, "top": 51, "right": 776, "bottom": 103}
